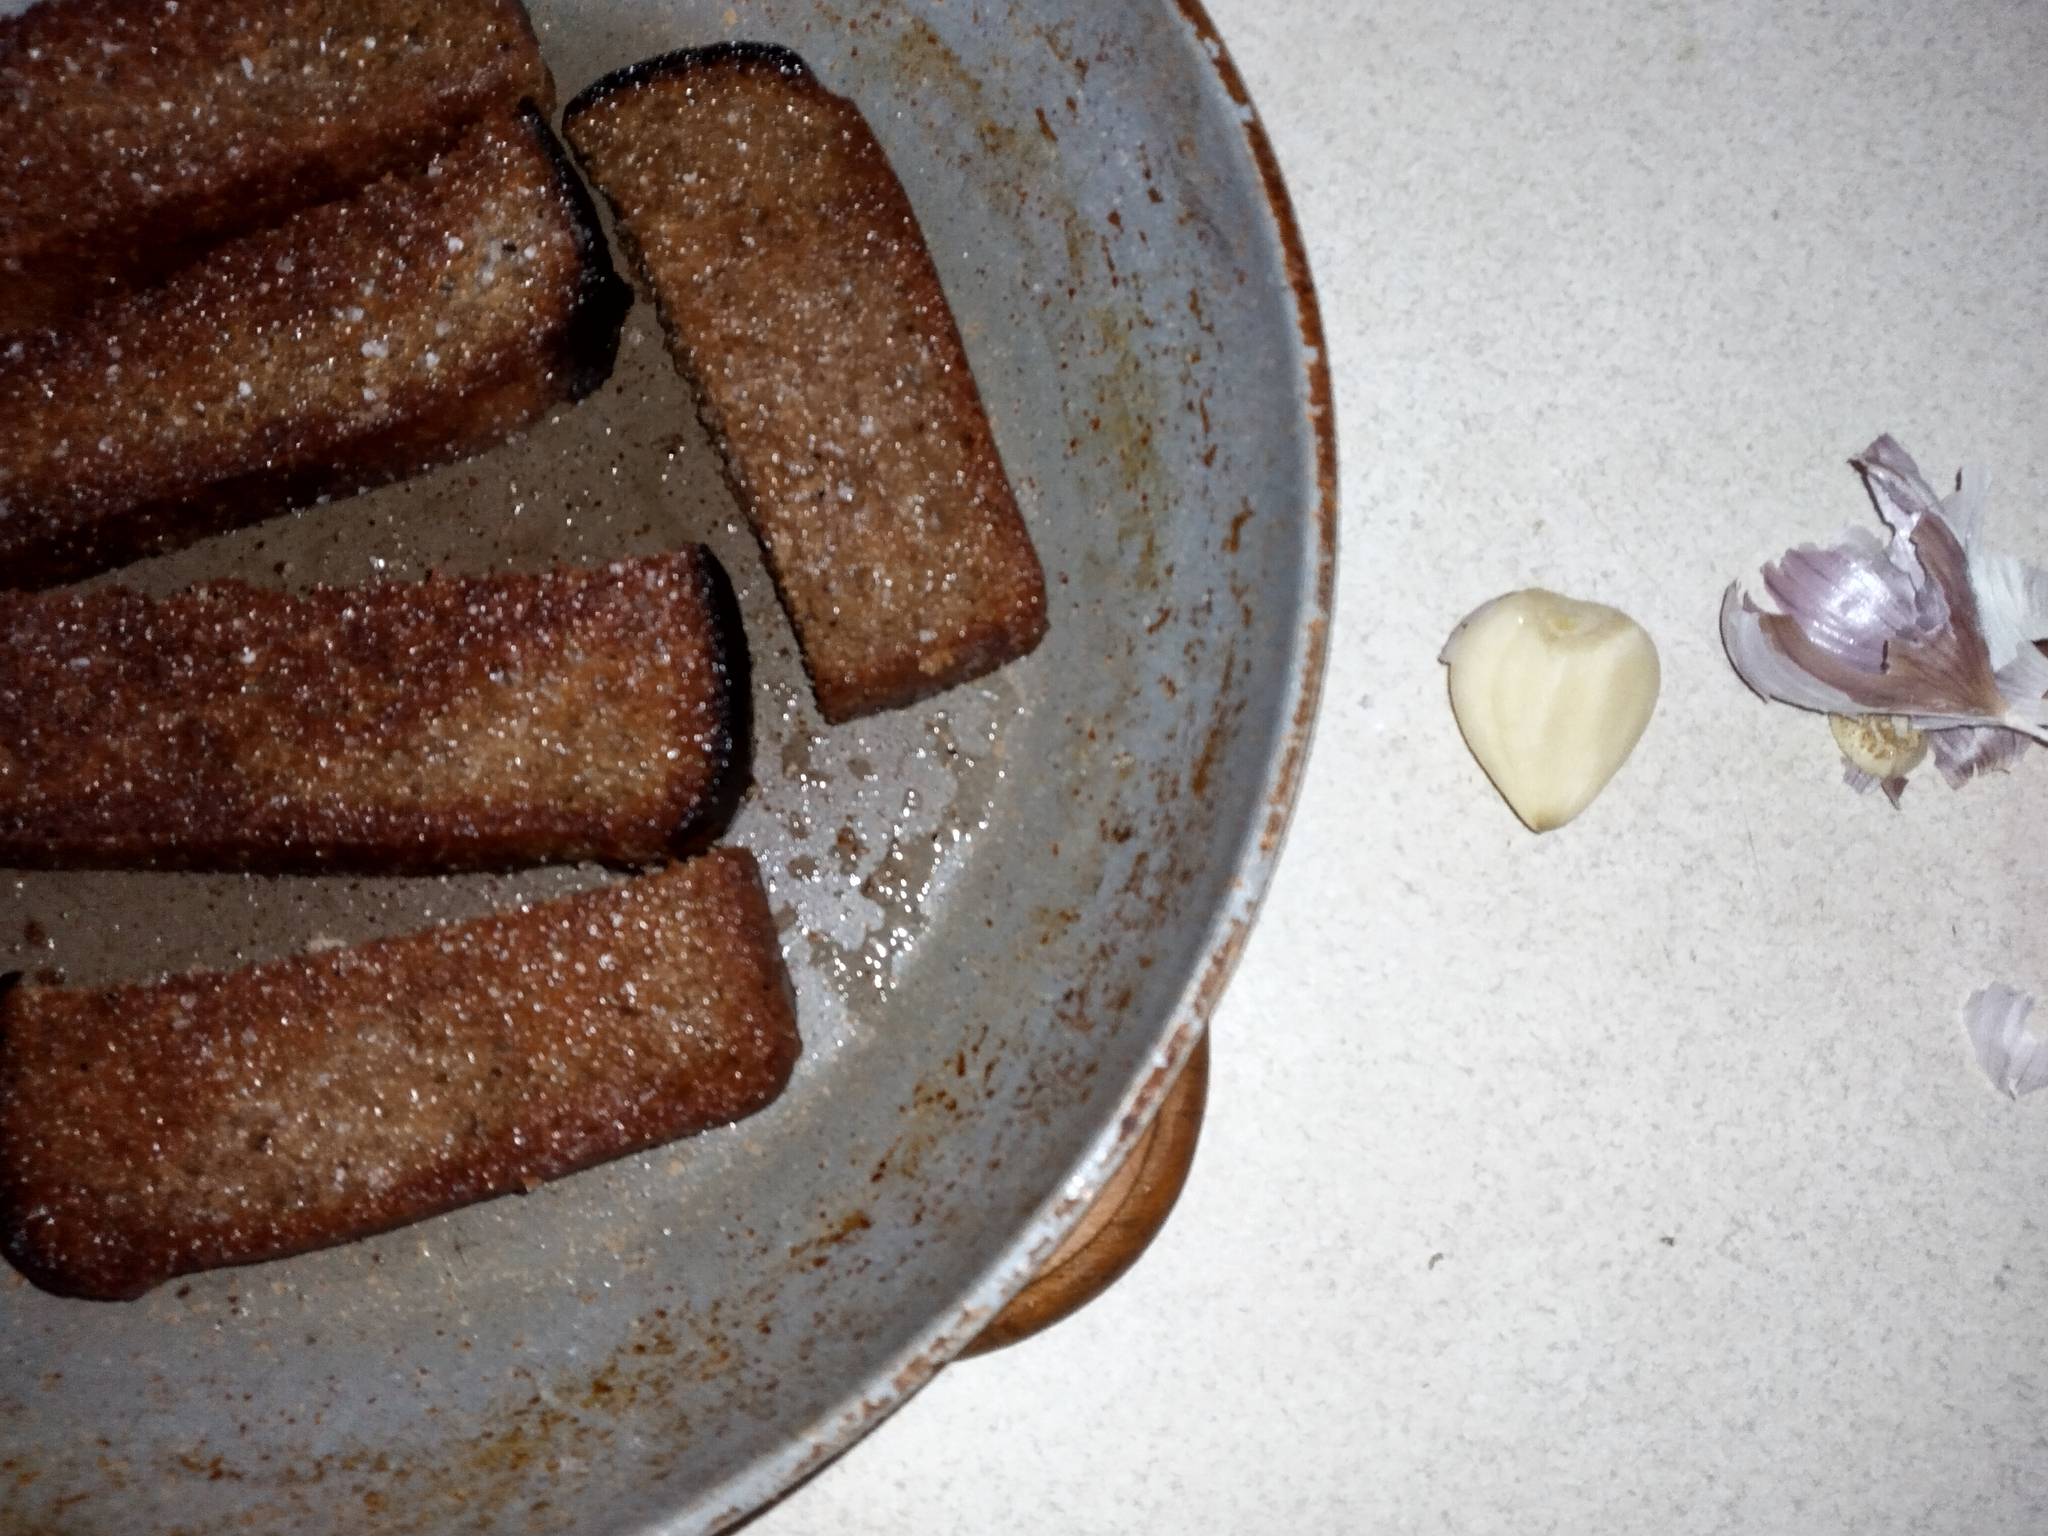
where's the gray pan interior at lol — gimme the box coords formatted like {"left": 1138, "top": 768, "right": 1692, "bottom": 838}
{"left": 0, "top": 0, "right": 1334, "bottom": 1530}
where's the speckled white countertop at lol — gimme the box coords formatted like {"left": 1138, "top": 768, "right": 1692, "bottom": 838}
{"left": 753, "top": 1, "right": 2048, "bottom": 1530}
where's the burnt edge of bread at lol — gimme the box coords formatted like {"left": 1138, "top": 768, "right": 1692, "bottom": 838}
{"left": 517, "top": 99, "right": 633, "bottom": 401}
{"left": 666, "top": 546, "right": 755, "bottom": 858}
{"left": 563, "top": 41, "right": 814, "bottom": 121}
{"left": 500, "top": 0, "right": 557, "bottom": 113}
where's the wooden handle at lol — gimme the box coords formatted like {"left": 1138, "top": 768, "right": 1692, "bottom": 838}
{"left": 962, "top": 1029, "right": 1209, "bottom": 1356}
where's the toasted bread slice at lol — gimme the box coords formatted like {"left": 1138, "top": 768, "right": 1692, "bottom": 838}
{"left": 0, "top": 0, "right": 554, "bottom": 333}
{"left": 563, "top": 44, "right": 1048, "bottom": 724}
{"left": 0, "top": 551, "right": 749, "bottom": 872}
{"left": 0, "top": 849, "right": 799, "bottom": 1301}
{"left": 0, "top": 103, "right": 631, "bottom": 590}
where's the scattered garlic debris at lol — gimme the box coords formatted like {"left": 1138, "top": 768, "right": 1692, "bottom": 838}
{"left": 1963, "top": 984, "right": 2048, "bottom": 1099}
{"left": 1827, "top": 713, "right": 1926, "bottom": 807}
{"left": 1440, "top": 588, "right": 1660, "bottom": 833}
{"left": 1722, "top": 435, "right": 2048, "bottom": 799}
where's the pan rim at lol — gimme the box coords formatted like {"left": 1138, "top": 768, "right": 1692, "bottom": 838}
{"left": 684, "top": 0, "right": 1339, "bottom": 1526}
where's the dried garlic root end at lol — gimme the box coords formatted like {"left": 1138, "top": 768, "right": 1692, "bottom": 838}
{"left": 1827, "top": 713, "right": 1927, "bottom": 780}
{"left": 1440, "top": 588, "right": 1660, "bottom": 832}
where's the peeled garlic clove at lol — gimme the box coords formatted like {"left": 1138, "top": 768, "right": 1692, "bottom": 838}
{"left": 1440, "top": 589, "right": 1660, "bottom": 832}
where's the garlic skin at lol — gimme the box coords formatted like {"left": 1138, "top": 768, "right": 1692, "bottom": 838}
{"left": 1963, "top": 984, "right": 2048, "bottom": 1098}
{"left": 1722, "top": 437, "right": 2048, "bottom": 780}
{"left": 1441, "top": 589, "right": 1660, "bottom": 832}
{"left": 1927, "top": 723, "right": 2030, "bottom": 788}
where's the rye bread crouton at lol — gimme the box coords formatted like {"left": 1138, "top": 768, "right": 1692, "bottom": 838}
{"left": 0, "top": 849, "right": 799, "bottom": 1301}
{"left": 564, "top": 44, "right": 1047, "bottom": 723}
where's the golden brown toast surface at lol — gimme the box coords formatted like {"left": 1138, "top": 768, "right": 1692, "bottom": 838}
{"left": 0, "top": 849, "right": 800, "bottom": 1301}
{"left": 564, "top": 45, "right": 1048, "bottom": 724}
{"left": 0, "top": 551, "right": 750, "bottom": 872}
{"left": 0, "top": 0, "right": 554, "bottom": 332}
{"left": 0, "top": 104, "right": 631, "bottom": 590}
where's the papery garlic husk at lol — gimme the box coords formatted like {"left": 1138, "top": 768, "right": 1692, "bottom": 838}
{"left": 1963, "top": 983, "right": 2048, "bottom": 1098}
{"left": 1721, "top": 435, "right": 2048, "bottom": 747}
{"left": 1928, "top": 722, "right": 2031, "bottom": 787}
{"left": 1441, "top": 589, "right": 1660, "bottom": 832}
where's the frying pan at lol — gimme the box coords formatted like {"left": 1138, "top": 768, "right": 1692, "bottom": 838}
{"left": 0, "top": 0, "right": 1334, "bottom": 1528}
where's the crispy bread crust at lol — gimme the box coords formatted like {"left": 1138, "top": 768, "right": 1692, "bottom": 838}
{"left": 563, "top": 38, "right": 806, "bottom": 108}
{"left": 0, "top": 850, "right": 800, "bottom": 1301}
{"left": 529, "top": 96, "right": 640, "bottom": 402}
{"left": 0, "top": 0, "right": 555, "bottom": 333}
{"left": 0, "top": 551, "right": 749, "bottom": 872}
{"left": 564, "top": 46, "right": 1048, "bottom": 723}
{"left": 0, "top": 104, "right": 632, "bottom": 590}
